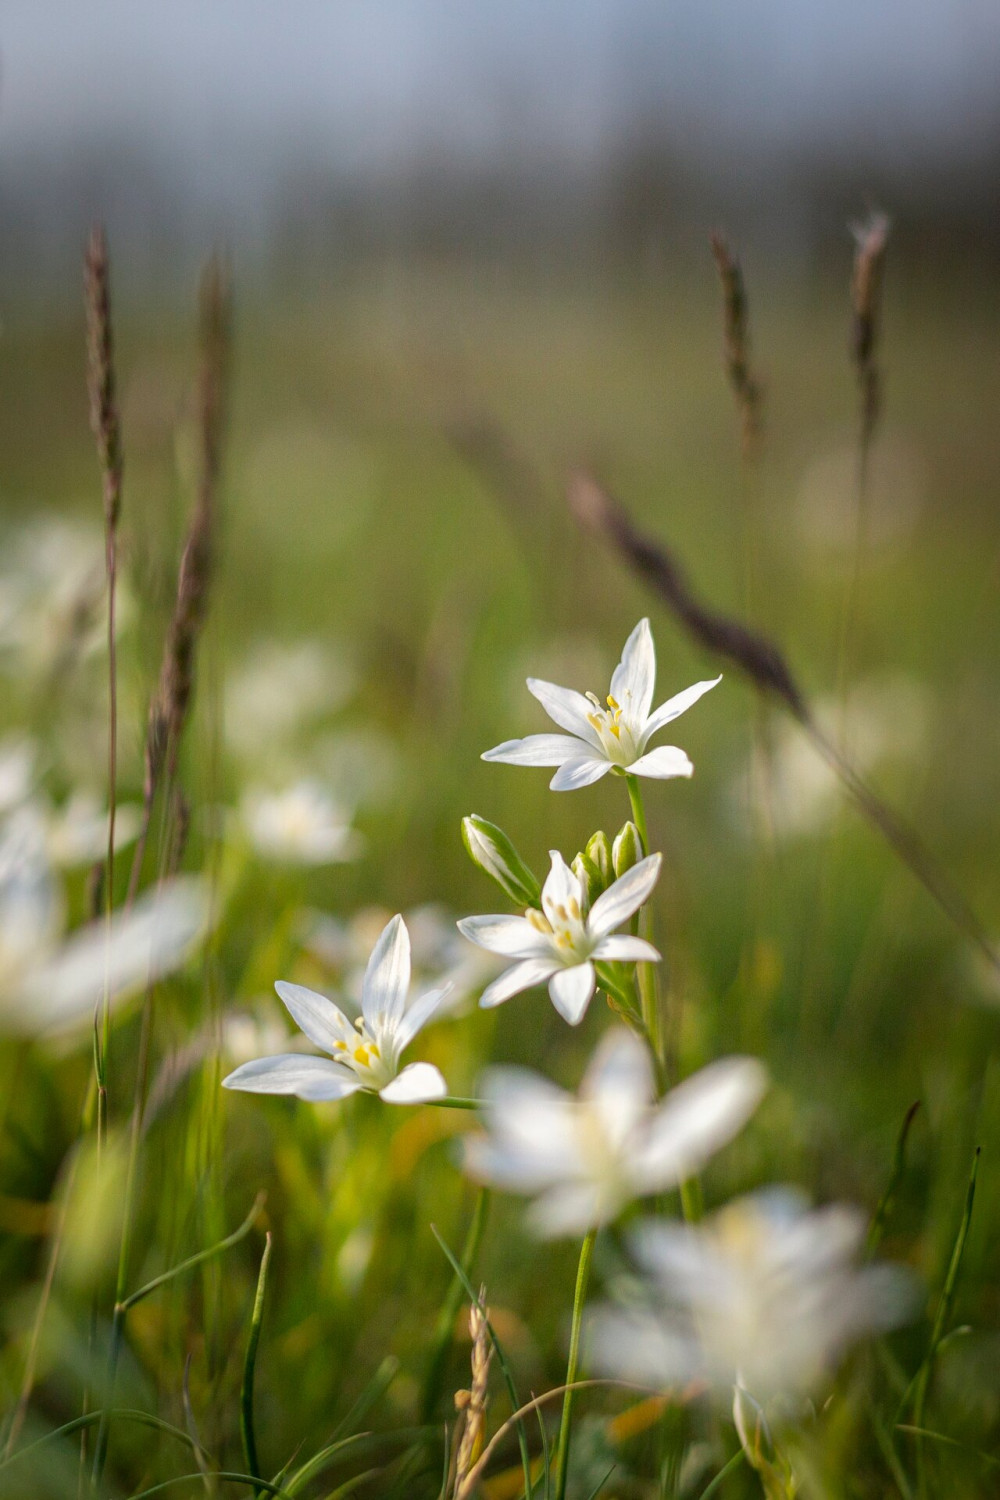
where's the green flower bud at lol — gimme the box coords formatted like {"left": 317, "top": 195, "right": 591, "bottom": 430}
{"left": 462, "top": 815, "right": 541, "bottom": 907}
{"left": 585, "top": 830, "right": 613, "bottom": 888}
{"left": 571, "top": 851, "right": 603, "bottom": 912}
{"left": 612, "top": 820, "right": 644, "bottom": 878}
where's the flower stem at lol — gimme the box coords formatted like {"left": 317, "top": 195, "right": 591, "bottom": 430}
{"left": 623, "top": 775, "right": 663, "bottom": 1078}
{"left": 553, "top": 1227, "right": 597, "bottom": 1500}
{"left": 426, "top": 1096, "right": 480, "bottom": 1111}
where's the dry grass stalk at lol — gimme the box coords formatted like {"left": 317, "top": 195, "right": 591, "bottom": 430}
{"left": 709, "top": 232, "right": 763, "bottom": 458}
{"left": 567, "top": 467, "right": 1000, "bottom": 979}
{"left": 130, "top": 256, "right": 230, "bottom": 898}
{"left": 849, "top": 211, "right": 890, "bottom": 447}
{"left": 453, "top": 1289, "right": 494, "bottom": 1500}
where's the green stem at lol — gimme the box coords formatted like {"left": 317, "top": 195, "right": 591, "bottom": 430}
{"left": 679, "top": 1177, "right": 704, "bottom": 1224}
{"left": 242, "top": 1231, "right": 273, "bottom": 1493}
{"left": 425, "top": 1096, "right": 480, "bottom": 1111}
{"left": 624, "top": 775, "right": 663, "bottom": 1077}
{"left": 553, "top": 1228, "right": 597, "bottom": 1500}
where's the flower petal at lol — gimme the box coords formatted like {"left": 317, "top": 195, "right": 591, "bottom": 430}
{"left": 592, "top": 935, "right": 661, "bottom": 963}
{"left": 481, "top": 733, "right": 585, "bottom": 767}
{"left": 526, "top": 679, "right": 603, "bottom": 749}
{"left": 588, "top": 854, "right": 662, "bottom": 939}
{"left": 540, "top": 850, "right": 582, "bottom": 925}
{"left": 379, "top": 1061, "right": 447, "bottom": 1103}
{"left": 549, "top": 756, "right": 611, "bottom": 792}
{"left": 580, "top": 1028, "right": 655, "bottom": 1147}
{"left": 457, "top": 914, "right": 551, "bottom": 958}
{"left": 632, "top": 1056, "right": 768, "bottom": 1191}
{"left": 479, "top": 957, "right": 559, "bottom": 1009}
{"left": 274, "top": 980, "right": 355, "bottom": 1053}
{"left": 610, "top": 619, "right": 656, "bottom": 722}
{"left": 394, "top": 985, "right": 451, "bottom": 1053}
{"left": 222, "top": 1054, "right": 362, "bottom": 1102}
{"left": 626, "top": 746, "right": 694, "bottom": 780}
{"left": 361, "top": 913, "right": 411, "bottom": 1032}
{"left": 642, "top": 676, "right": 722, "bottom": 742}
{"left": 548, "top": 962, "right": 596, "bottom": 1025}
{"left": 526, "top": 1182, "right": 608, "bottom": 1238}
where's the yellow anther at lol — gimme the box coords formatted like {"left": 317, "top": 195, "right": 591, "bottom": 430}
{"left": 607, "top": 694, "right": 619, "bottom": 710}
{"left": 609, "top": 723, "right": 621, "bottom": 739}
{"left": 353, "top": 1045, "right": 370, "bottom": 1066}
{"left": 586, "top": 712, "right": 602, "bottom": 731}
{"left": 526, "top": 908, "right": 551, "bottom": 933}
{"left": 568, "top": 897, "right": 581, "bottom": 920}
{"left": 333, "top": 1040, "right": 348, "bottom": 1052}
{"left": 586, "top": 691, "right": 602, "bottom": 709}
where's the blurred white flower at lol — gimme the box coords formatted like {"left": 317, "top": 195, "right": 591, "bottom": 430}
{"left": 0, "top": 515, "right": 133, "bottom": 677}
{"left": 221, "top": 1009, "right": 300, "bottom": 1067}
{"left": 732, "top": 674, "right": 930, "bottom": 840}
{"left": 464, "top": 1029, "right": 767, "bottom": 1237}
{"left": 0, "top": 805, "right": 64, "bottom": 993}
{"left": 44, "top": 791, "right": 142, "bottom": 867}
{"left": 240, "top": 780, "right": 362, "bottom": 865}
{"left": 306, "top": 901, "right": 500, "bottom": 1016}
{"left": 484, "top": 618, "right": 719, "bottom": 791}
{"left": 589, "top": 1190, "right": 912, "bottom": 1405}
{"left": 458, "top": 850, "right": 661, "bottom": 1025}
{"left": 223, "top": 914, "right": 450, "bottom": 1105}
{"left": 225, "top": 640, "right": 355, "bottom": 761}
{"left": 0, "top": 869, "right": 208, "bottom": 1036}
{"left": 0, "top": 736, "right": 37, "bottom": 813}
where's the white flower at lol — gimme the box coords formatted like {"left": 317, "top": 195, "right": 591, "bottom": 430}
{"left": 458, "top": 849, "right": 662, "bottom": 1025}
{"left": 44, "top": 791, "right": 142, "bottom": 867}
{"left": 483, "top": 618, "right": 720, "bottom": 790}
{"left": 225, "top": 639, "right": 355, "bottom": 761}
{"left": 589, "top": 1190, "right": 913, "bottom": 1405}
{"left": 0, "top": 736, "right": 36, "bottom": 814}
{"left": 222, "top": 914, "right": 450, "bottom": 1105}
{"left": 463, "top": 1029, "right": 767, "bottom": 1237}
{"left": 240, "top": 780, "right": 362, "bottom": 865}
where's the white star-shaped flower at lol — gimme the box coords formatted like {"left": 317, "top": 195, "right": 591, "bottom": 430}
{"left": 589, "top": 1190, "right": 913, "bottom": 1405}
{"left": 222, "top": 914, "right": 449, "bottom": 1105}
{"left": 458, "top": 849, "right": 661, "bottom": 1025}
{"left": 464, "top": 1028, "right": 767, "bottom": 1237}
{"left": 483, "top": 619, "right": 720, "bottom": 790}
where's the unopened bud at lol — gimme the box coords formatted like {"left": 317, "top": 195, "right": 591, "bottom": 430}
{"left": 571, "top": 852, "right": 602, "bottom": 912}
{"left": 462, "top": 815, "right": 541, "bottom": 907}
{"left": 585, "top": 830, "right": 613, "bottom": 887}
{"left": 612, "top": 820, "right": 644, "bottom": 877}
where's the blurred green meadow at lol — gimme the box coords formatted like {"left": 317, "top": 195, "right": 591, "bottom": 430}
{"left": 1, "top": 251, "right": 999, "bottom": 1496}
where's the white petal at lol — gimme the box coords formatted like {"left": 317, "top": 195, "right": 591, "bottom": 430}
{"left": 15, "top": 877, "right": 206, "bottom": 1036}
{"left": 526, "top": 1182, "right": 608, "bottom": 1238}
{"left": 593, "top": 935, "right": 661, "bottom": 963}
{"left": 588, "top": 1306, "right": 698, "bottom": 1386}
{"left": 626, "top": 746, "right": 694, "bottom": 781}
{"left": 456, "top": 914, "right": 551, "bottom": 958}
{"left": 588, "top": 854, "right": 662, "bottom": 939}
{"left": 541, "top": 850, "right": 583, "bottom": 926}
{"left": 379, "top": 1061, "right": 447, "bottom": 1103}
{"left": 481, "top": 733, "right": 585, "bottom": 767}
{"left": 548, "top": 963, "right": 596, "bottom": 1024}
{"left": 394, "top": 985, "right": 450, "bottom": 1053}
{"left": 642, "top": 676, "right": 722, "bottom": 742}
{"left": 274, "top": 981, "right": 354, "bottom": 1053}
{"left": 549, "top": 756, "right": 611, "bottom": 792}
{"left": 526, "top": 679, "right": 603, "bottom": 749}
{"left": 610, "top": 619, "right": 656, "bottom": 722}
{"left": 580, "top": 1028, "right": 655, "bottom": 1147}
{"left": 632, "top": 1056, "right": 768, "bottom": 1191}
{"left": 361, "top": 914, "right": 411, "bottom": 1032}
{"left": 222, "top": 1054, "right": 362, "bottom": 1102}
{"left": 479, "top": 957, "right": 559, "bottom": 1008}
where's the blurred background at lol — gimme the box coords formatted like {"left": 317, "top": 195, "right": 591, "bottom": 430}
{"left": 2, "top": 4, "right": 1000, "bottom": 1495}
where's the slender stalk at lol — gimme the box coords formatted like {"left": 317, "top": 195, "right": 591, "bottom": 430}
{"left": 624, "top": 776, "right": 663, "bottom": 1070}
{"left": 425, "top": 1097, "right": 480, "bottom": 1111}
{"left": 242, "top": 1232, "right": 273, "bottom": 1493}
{"left": 553, "top": 1228, "right": 597, "bottom": 1500}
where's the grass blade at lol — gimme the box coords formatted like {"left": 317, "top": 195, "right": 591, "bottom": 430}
{"left": 242, "top": 1230, "right": 273, "bottom": 1494}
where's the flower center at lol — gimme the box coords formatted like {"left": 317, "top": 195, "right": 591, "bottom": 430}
{"left": 527, "top": 898, "right": 592, "bottom": 965}
{"left": 585, "top": 692, "right": 637, "bottom": 764}
{"left": 332, "top": 1019, "right": 392, "bottom": 1088}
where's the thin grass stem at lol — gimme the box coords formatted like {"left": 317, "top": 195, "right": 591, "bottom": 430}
{"left": 241, "top": 1231, "right": 273, "bottom": 1493}
{"left": 553, "top": 1227, "right": 597, "bottom": 1500}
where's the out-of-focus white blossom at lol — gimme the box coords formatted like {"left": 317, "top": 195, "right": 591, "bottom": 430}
{"left": 240, "top": 780, "right": 362, "bottom": 865}
{"left": 225, "top": 640, "right": 355, "bottom": 761}
{"left": 484, "top": 618, "right": 719, "bottom": 791}
{"left": 0, "top": 736, "right": 37, "bottom": 813}
{"left": 44, "top": 791, "right": 142, "bottom": 867}
{"left": 223, "top": 914, "right": 449, "bottom": 1105}
{"left": 464, "top": 1029, "right": 767, "bottom": 1238}
{"left": 589, "top": 1190, "right": 912, "bottom": 1405}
